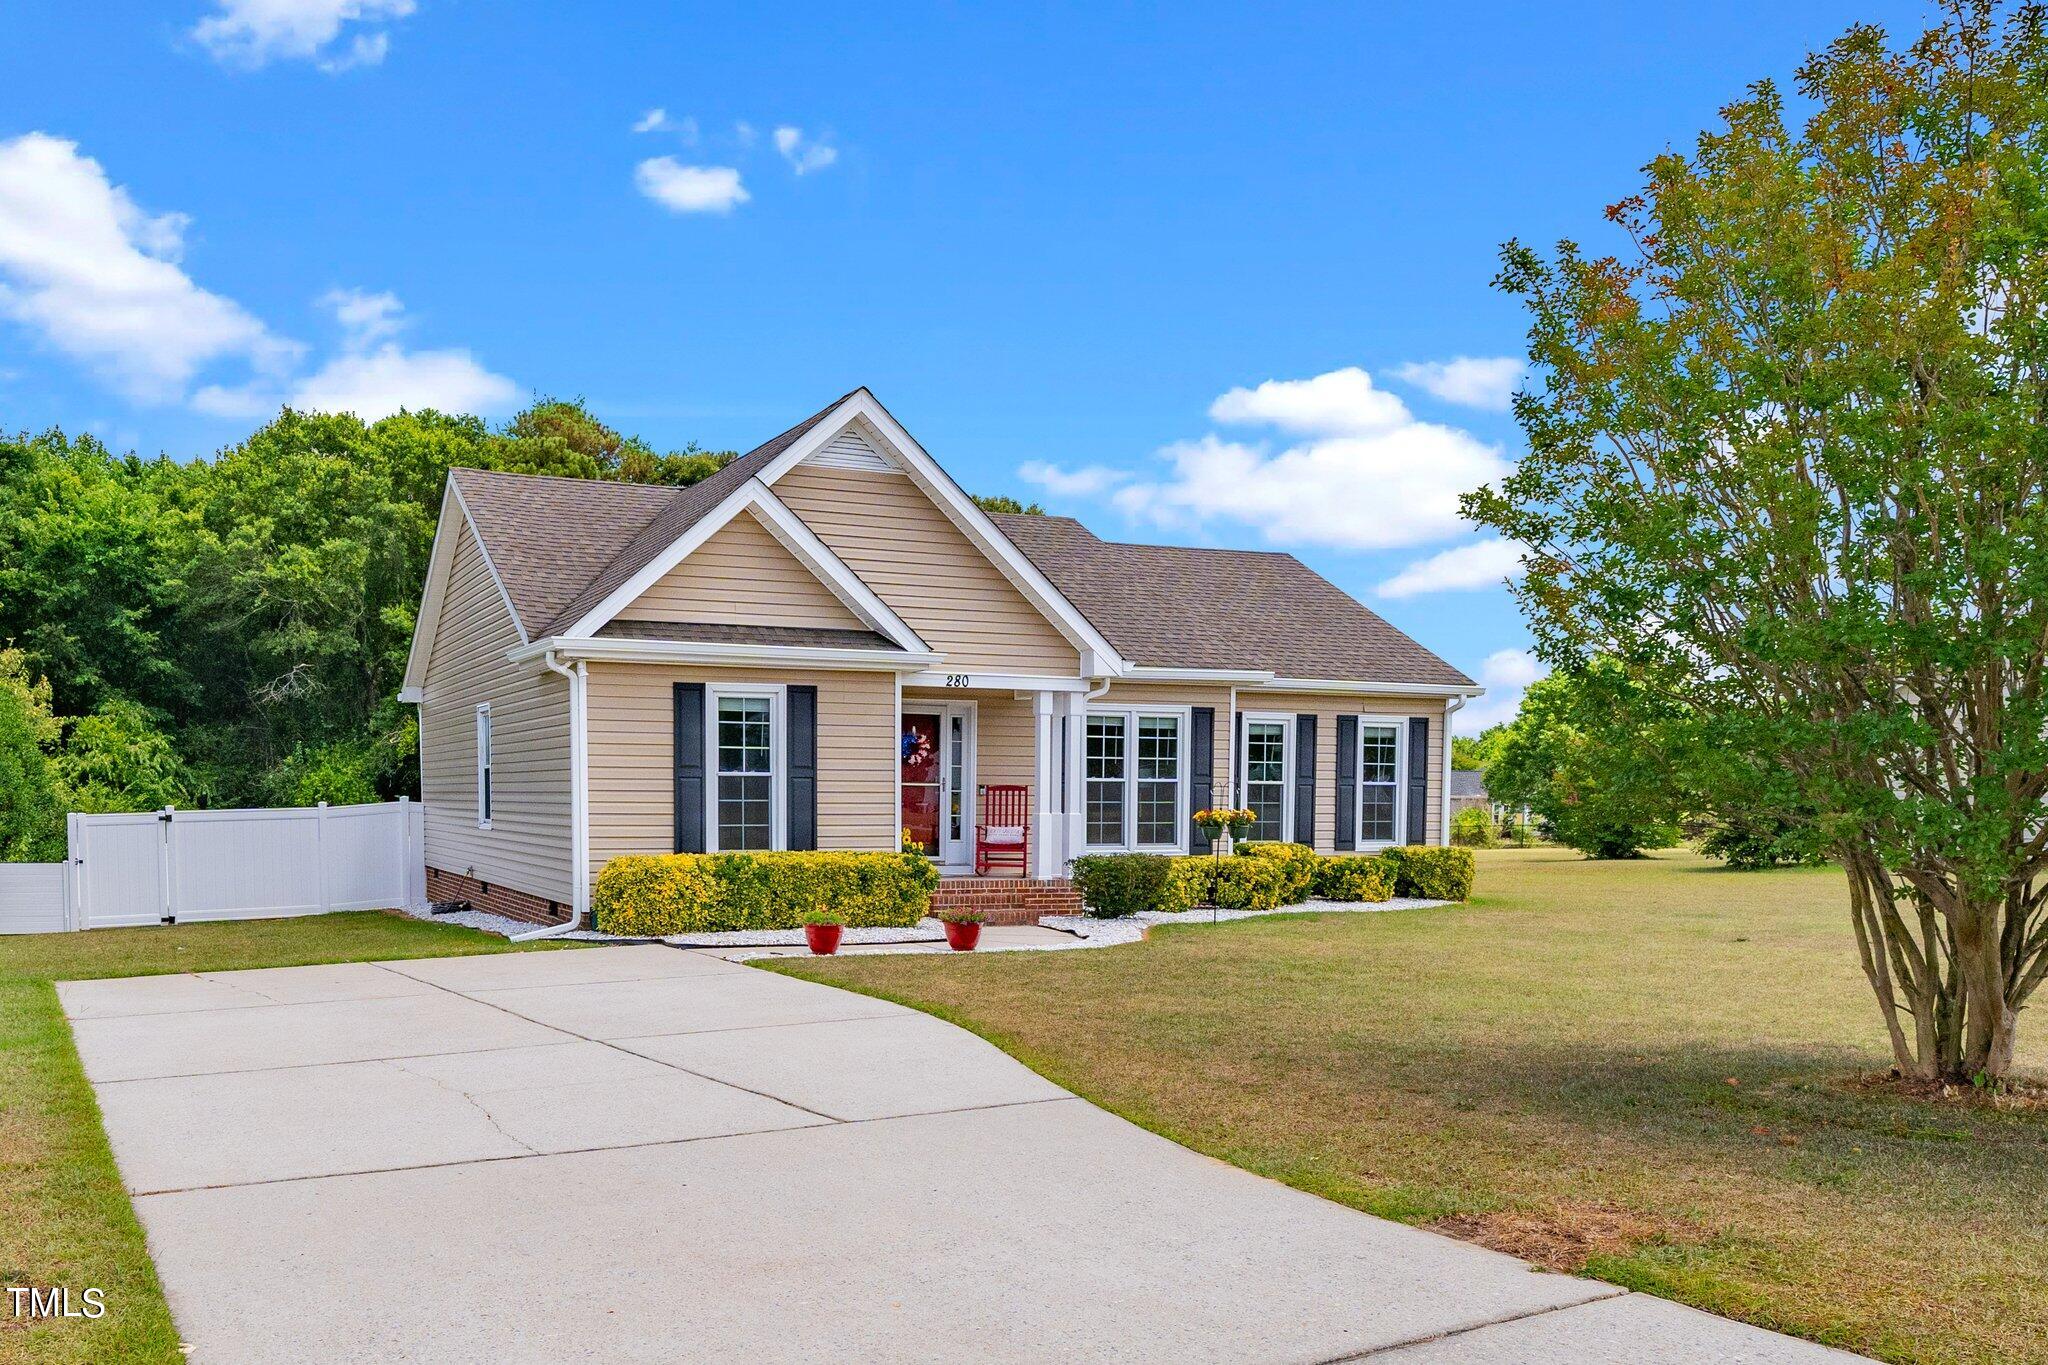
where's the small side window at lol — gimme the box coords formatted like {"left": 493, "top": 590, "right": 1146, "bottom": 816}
{"left": 476, "top": 704, "right": 493, "bottom": 828}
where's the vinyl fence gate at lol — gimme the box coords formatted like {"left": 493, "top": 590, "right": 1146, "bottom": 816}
{"left": 61, "top": 799, "right": 427, "bottom": 932}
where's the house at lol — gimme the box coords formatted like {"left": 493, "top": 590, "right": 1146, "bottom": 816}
{"left": 400, "top": 389, "right": 1482, "bottom": 927}
{"left": 1449, "top": 769, "right": 1491, "bottom": 815}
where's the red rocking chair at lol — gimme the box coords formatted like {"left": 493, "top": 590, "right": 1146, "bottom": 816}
{"left": 975, "top": 784, "right": 1030, "bottom": 876}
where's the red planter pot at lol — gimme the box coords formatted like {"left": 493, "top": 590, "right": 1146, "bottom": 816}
{"left": 943, "top": 920, "right": 982, "bottom": 952}
{"left": 803, "top": 923, "right": 844, "bottom": 955}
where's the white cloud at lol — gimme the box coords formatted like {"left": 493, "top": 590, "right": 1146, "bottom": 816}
{"left": 1391, "top": 356, "right": 1524, "bottom": 412}
{"left": 1376, "top": 537, "right": 1523, "bottom": 598}
{"left": 1209, "top": 366, "right": 1407, "bottom": 435}
{"left": 1018, "top": 460, "right": 1127, "bottom": 498}
{"left": 1455, "top": 648, "right": 1548, "bottom": 734}
{"left": 200, "top": 288, "right": 517, "bottom": 422}
{"left": 772, "top": 126, "right": 838, "bottom": 175}
{"left": 190, "top": 0, "right": 415, "bottom": 71}
{"left": 0, "top": 133, "right": 297, "bottom": 402}
{"left": 1111, "top": 368, "right": 1511, "bottom": 552}
{"left": 634, "top": 157, "right": 748, "bottom": 214}
{"left": 632, "top": 108, "right": 699, "bottom": 142}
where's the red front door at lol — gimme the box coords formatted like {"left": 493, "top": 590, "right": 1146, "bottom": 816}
{"left": 901, "top": 712, "right": 941, "bottom": 858}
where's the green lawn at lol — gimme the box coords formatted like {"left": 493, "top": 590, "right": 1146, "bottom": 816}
{"left": 0, "top": 911, "right": 568, "bottom": 1365}
{"left": 778, "top": 849, "right": 2048, "bottom": 1365}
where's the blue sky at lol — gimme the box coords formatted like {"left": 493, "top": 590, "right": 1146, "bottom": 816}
{"left": 1, "top": 0, "right": 1938, "bottom": 729}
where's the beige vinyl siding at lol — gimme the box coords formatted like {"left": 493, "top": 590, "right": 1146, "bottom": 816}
{"left": 774, "top": 464, "right": 1079, "bottom": 674}
{"left": 1237, "top": 691, "right": 1447, "bottom": 853}
{"left": 420, "top": 521, "right": 573, "bottom": 903}
{"left": 584, "top": 662, "right": 897, "bottom": 888}
{"left": 616, "top": 508, "right": 866, "bottom": 631}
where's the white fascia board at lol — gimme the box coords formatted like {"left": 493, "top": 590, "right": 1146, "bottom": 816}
{"left": 1120, "top": 665, "right": 1277, "bottom": 685}
{"left": 745, "top": 489, "right": 929, "bottom": 652}
{"left": 397, "top": 685, "right": 423, "bottom": 704}
{"left": 1246, "top": 677, "right": 1486, "bottom": 699}
{"left": 401, "top": 478, "right": 530, "bottom": 694}
{"left": 511, "top": 635, "right": 941, "bottom": 673}
{"left": 755, "top": 389, "right": 1132, "bottom": 676}
{"left": 904, "top": 669, "right": 1089, "bottom": 693}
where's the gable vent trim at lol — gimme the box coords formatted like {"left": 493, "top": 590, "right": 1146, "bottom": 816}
{"left": 804, "top": 424, "right": 898, "bottom": 474}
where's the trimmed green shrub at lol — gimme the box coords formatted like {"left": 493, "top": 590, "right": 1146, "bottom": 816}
{"left": 1378, "top": 845, "right": 1476, "bottom": 900}
{"left": 1210, "top": 854, "right": 1296, "bottom": 911}
{"left": 1234, "top": 841, "right": 1320, "bottom": 902}
{"left": 1313, "top": 855, "right": 1393, "bottom": 902}
{"left": 1449, "top": 805, "right": 1498, "bottom": 848}
{"left": 1070, "top": 854, "right": 1177, "bottom": 917}
{"left": 594, "top": 851, "right": 937, "bottom": 936}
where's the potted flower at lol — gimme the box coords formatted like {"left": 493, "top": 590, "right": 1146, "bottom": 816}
{"left": 1225, "top": 808, "right": 1256, "bottom": 844}
{"left": 938, "top": 906, "right": 984, "bottom": 951}
{"left": 801, "top": 908, "right": 846, "bottom": 955}
{"left": 1194, "top": 808, "right": 1230, "bottom": 846}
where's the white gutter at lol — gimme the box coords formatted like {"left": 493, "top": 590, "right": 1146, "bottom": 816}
{"left": 1440, "top": 694, "right": 1467, "bottom": 846}
{"left": 1250, "top": 677, "right": 1485, "bottom": 699}
{"left": 513, "top": 652, "right": 589, "bottom": 942}
{"left": 1120, "top": 665, "right": 1275, "bottom": 685}
{"left": 509, "top": 636, "right": 940, "bottom": 672}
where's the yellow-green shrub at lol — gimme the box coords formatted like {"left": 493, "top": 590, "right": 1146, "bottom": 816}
{"left": 1160, "top": 857, "right": 1215, "bottom": 913}
{"left": 594, "top": 851, "right": 938, "bottom": 936}
{"left": 1209, "top": 854, "right": 1296, "bottom": 911}
{"left": 1234, "top": 841, "right": 1320, "bottom": 902}
{"left": 1314, "top": 854, "right": 1393, "bottom": 902}
{"left": 1378, "top": 845, "right": 1476, "bottom": 900}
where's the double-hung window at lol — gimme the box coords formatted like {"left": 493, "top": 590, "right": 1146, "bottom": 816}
{"left": 710, "top": 688, "right": 782, "bottom": 851}
{"left": 1085, "top": 707, "right": 1187, "bottom": 851}
{"left": 1239, "top": 715, "right": 1293, "bottom": 842}
{"left": 1356, "top": 718, "right": 1405, "bottom": 846}
{"left": 475, "top": 704, "right": 493, "bottom": 828}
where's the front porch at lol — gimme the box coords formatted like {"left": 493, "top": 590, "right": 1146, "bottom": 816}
{"left": 900, "top": 683, "right": 1087, "bottom": 883}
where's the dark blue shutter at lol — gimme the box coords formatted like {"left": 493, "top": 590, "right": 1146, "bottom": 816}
{"left": 1293, "top": 714, "right": 1316, "bottom": 848}
{"left": 787, "top": 685, "right": 817, "bottom": 851}
{"left": 1335, "top": 714, "right": 1358, "bottom": 851}
{"left": 1406, "top": 716, "right": 1430, "bottom": 845}
{"left": 1188, "top": 706, "right": 1215, "bottom": 852}
{"left": 674, "top": 683, "right": 706, "bottom": 853}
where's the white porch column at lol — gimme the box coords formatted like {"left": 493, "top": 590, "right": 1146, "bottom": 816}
{"left": 1031, "top": 690, "right": 1062, "bottom": 879}
{"left": 1062, "top": 691, "right": 1086, "bottom": 874}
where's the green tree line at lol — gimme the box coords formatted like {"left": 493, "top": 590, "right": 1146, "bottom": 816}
{"left": 0, "top": 400, "right": 733, "bottom": 854}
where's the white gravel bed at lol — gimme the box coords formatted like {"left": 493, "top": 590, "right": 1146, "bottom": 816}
{"left": 399, "top": 903, "right": 544, "bottom": 938}
{"left": 1041, "top": 896, "right": 1450, "bottom": 946}
{"left": 661, "top": 920, "right": 947, "bottom": 948}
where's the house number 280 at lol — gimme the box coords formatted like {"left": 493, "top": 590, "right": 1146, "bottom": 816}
{"left": 944, "top": 674, "right": 971, "bottom": 688}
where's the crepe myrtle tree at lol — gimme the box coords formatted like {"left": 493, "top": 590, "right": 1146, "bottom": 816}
{"left": 1465, "top": 1, "right": 2048, "bottom": 1083}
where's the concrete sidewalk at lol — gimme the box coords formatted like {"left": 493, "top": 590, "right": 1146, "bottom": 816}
{"left": 63, "top": 945, "right": 1861, "bottom": 1363}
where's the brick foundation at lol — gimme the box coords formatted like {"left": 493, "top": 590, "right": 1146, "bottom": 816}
{"left": 426, "top": 867, "right": 573, "bottom": 927}
{"left": 932, "top": 877, "right": 1085, "bottom": 925}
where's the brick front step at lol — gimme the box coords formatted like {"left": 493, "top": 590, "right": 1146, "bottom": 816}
{"left": 932, "top": 877, "right": 1084, "bottom": 924}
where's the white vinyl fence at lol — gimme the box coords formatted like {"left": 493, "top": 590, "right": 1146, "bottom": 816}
{"left": 0, "top": 799, "right": 426, "bottom": 935}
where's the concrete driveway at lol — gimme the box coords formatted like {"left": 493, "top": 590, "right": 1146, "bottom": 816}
{"left": 63, "top": 946, "right": 1856, "bottom": 1363}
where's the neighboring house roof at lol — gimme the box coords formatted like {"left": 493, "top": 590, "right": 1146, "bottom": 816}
{"left": 595, "top": 620, "right": 900, "bottom": 651}
{"left": 990, "top": 514, "right": 1474, "bottom": 687}
{"left": 1449, "top": 769, "right": 1489, "bottom": 800}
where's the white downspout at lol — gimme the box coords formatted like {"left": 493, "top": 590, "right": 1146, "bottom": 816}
{"left": 1440, "top": 694, "right": 1466, "bottom": 847}
{"left": 513, "top": 653, "right": 589, "bottom": 942}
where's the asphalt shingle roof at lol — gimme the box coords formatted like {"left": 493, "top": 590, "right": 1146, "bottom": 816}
{"left": 989, "top": 513, "right": 1474, "bottom": 687}
{"left": 443, "top": 393, "right": 1470, "bottom": 688}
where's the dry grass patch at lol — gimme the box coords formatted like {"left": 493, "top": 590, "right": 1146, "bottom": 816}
{"left": 775, "top": 848, "right": 2048, "bottom": 1365}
